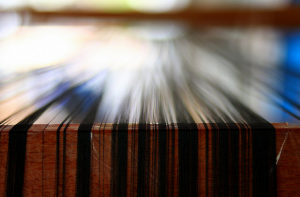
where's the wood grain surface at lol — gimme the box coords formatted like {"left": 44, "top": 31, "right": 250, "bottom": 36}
{"left": 0, "top": 123, "right": 298, "bottom": 196}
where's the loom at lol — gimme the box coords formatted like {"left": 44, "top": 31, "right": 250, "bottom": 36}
{"left": 0, "top": 7, "right": 300, "bottom": 197}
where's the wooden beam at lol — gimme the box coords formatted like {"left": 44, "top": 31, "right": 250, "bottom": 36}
{"left": 0, "top": 123, "right": 299, "bottom": 195}
{"left": 9, "top": 7, "right": 300, "bottom": 27}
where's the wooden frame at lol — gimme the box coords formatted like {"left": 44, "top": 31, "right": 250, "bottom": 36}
{"left": 4, "top": 7, "right": 300, "bottom": 27}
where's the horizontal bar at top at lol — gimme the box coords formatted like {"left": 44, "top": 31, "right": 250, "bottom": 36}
{"left": 5, "top": 7, "right": 300, "bottom": 27}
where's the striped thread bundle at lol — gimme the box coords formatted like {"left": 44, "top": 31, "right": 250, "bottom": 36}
{"left": 0, "top": 123, "right": 276, "bottom": 197}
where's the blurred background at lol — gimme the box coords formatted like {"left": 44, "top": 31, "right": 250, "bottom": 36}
{"left": 0, "top": 0, "right": 299, "bottom": 12}
{"left": 0, "top": 0, "right": 299, "bottom": 124}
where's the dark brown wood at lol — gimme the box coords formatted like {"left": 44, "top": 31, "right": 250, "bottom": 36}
{"left": 274, "top": 123, "right": 300, "bottom": 196}
{"left": 0, "top": 123, "right": 298, "bottom": 196}
{"left": 6, "top": 7, "right": 300, "bottom": 27}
